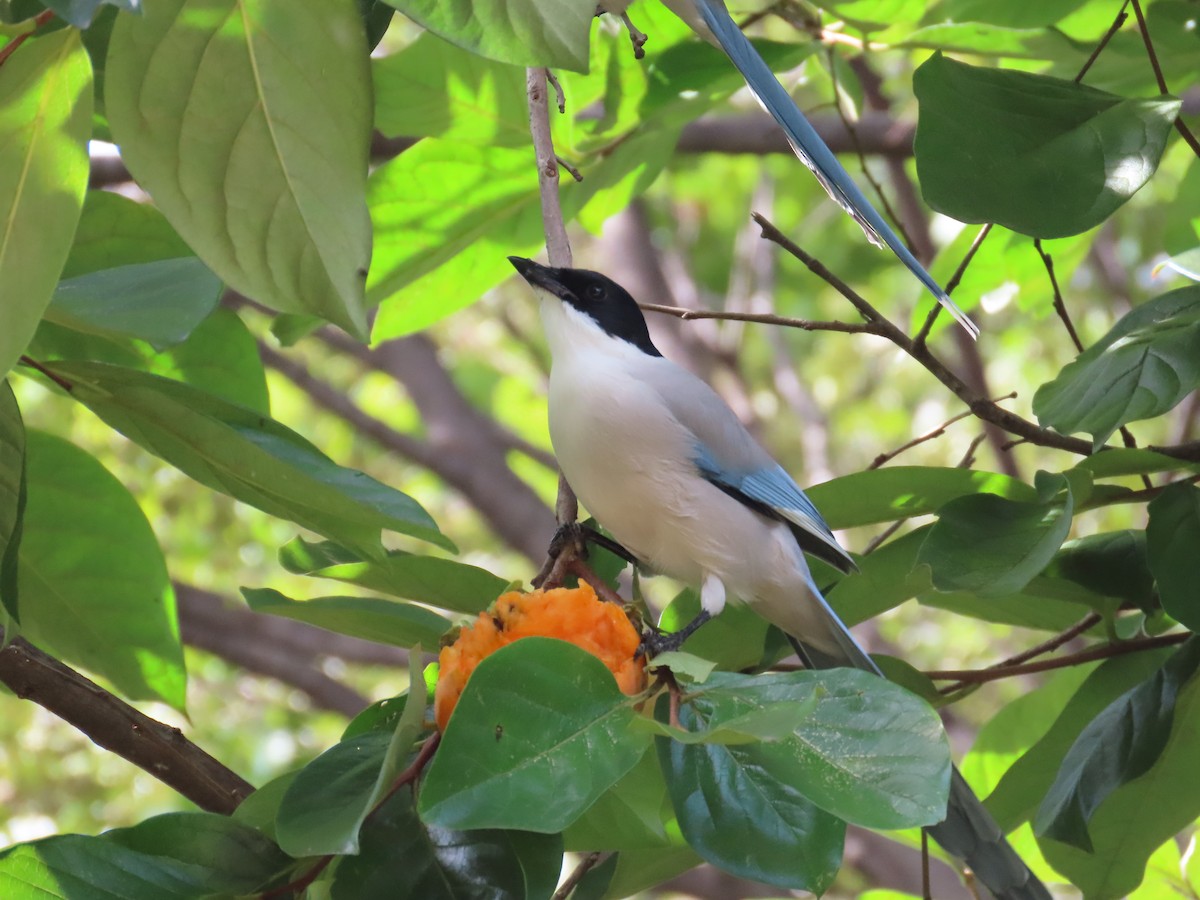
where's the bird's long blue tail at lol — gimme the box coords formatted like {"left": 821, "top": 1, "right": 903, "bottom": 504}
{"left": 789, "top": 580, "right": 1051, "bottom": 900}
{"left": 690, "top": 0, "right": 979, "bottom": 339}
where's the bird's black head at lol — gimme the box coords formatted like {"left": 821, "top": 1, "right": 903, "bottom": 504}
{"left": 508, "top": 256, "right": 662, "bottom": 357}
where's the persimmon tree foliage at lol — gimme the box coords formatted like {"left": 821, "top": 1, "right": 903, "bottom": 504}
{"left": 0, "top": 0, "right": 1199, "bottom": 898}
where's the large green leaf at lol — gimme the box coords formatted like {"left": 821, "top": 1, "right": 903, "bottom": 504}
{"left": 1038, "top": 646, "right": 1200, "bottom": 898}
{"left": 43, "top": 361, "right": 449, "bottom": 556}
{"left": 0, "top": 27, "right": 92, "bottom": 379}
{"left": 806, "top": 466, "right": 1037, "bottom": 530}
{"left": 373, "top": 32, "right": 528, "bottom": 147}
{"left": 1147, "top": 483, "right": 1200, "bottom": 632}
{"left": 917, "top": 472, "right": 1074, "bottom": 596}
{"left": 104, "top": 812, "right": 291, "bottom": 895}
{"left": 242, "top": 587, "right": 452, "bottom": 649}
{"left": 106, "top": 0, "right": 373, "bottom": 337}
{"left": 46, "top": 258, "right": 222, "bottom": 351}
{"left": 0, "top": 380, "right": 25, "bottom": 622}
{"left": 419, "top": 638, "right": 652, "bottom": 832}
{"left": 914, "top": 53, "right": 1179, "bottom": 238}
{"left": 333, "top": 790, "right": 562, "bottom": 900}
{"left": 383, "top": 0, "right": 594, "bottom": 72}
{"left": 563, "top": 749, "right": 673, "bottom": 852}
{"left": 1035, "top": 637, "right": 1200, "bottom": 850}
{"left": 18, "top": 431, "right": 185, "bottom": 710}
{"left": 278, "top": 537, "right": 506, "bottom": 614}
{"left": 1046, "top": 530, "right": 1154, "bottom": 613}
{"left": 1033, "top": 287, "right": 1200, "bottom": 448}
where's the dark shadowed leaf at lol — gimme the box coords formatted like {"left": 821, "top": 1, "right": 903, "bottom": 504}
{"left": 420, "top": 639, "right": 652, "bottom": 832}
{"left": 0, "top": 27, "right": 92, "bottom": 379}
{"left": 279, "top": 537, "right": 505, "bottom": 613}
{"left": 104, "top": 812, "right": 291, "bottom": 895}
{"left": 382, "top": 0, "right": 594, "bottom": 72}
{"left": 62, "top": 190, "right": 192, "bottom": 278}
{"left": 917, "top": 472, "right": 1073, "bottom": 596}
{"left": 242, "top": 587, "right": 451, "bottom": 649}
{"left": 333, "top": 789, "right": 562, "bottom": 900}
{"left": 1047, "top": 530, "right": 1154, "bottom": 612}
{"left": 915, "top": 53, "right": 1179, "bottom": 237}
{"left": 1035, "top": 637, "right": 1200, "bottom": 850}
{"left": 1147, "top": 483, "right": 1200, "bottom": 631}
{"left": 106, "top": 0, "right": 372, "bottom": 337}
{"left": 1034, "top": 287, "right": 1200, "bottom": 448}
{"left": 44, "top": 361, "right": 450, "bottom": 556}
{"left": 19, "top": 431, "right": 184, "bottom": 709}
{"left": 0, "top": 381, "right": 25, "bottom": 622}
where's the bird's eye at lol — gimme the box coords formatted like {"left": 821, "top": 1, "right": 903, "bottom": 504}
{"left": 586, "top": 284, "right": 605, "bottom": 300}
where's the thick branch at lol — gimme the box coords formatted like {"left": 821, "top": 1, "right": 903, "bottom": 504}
{"left": 0, "top": 632, "right": 254, "bottom": 813}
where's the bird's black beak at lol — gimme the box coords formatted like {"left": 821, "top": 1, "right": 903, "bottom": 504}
{"left": 508, "top": 256, "right": 570, "bottom": 300}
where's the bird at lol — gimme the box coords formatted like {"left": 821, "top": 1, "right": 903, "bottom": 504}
{"left": 509, "top": 255, "right": 1050, "bottom": 900}
{"left": 599, "top": 0, "right": 978, "bottom": 338}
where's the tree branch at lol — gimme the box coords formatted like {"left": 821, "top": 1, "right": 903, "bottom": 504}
{"left": 0, "top": 632, "right": 254, "bottom": 813}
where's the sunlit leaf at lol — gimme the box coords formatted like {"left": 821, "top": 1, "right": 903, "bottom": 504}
{"left": 0, "top": 28, "right": 92, "bottom": 378}
{"left": 242, "top": 587, "right": 451, "bottom": 649}
{"left": 106, "top": 0, "right": 373, "bottom": 337}
{"left": 0, "top": 380, "right": 25, "bottom": 623}
{"left": 44, "top": 361, "right": 451, "bottom": 555}
{"left": 915, "top": 53, "right": 1179, "bottom": 237}
{"left": 18, "top": 431, "right": 184, "bottom": 709}
{"left": 383, "top": 0, "right": 594, "bottom": 72}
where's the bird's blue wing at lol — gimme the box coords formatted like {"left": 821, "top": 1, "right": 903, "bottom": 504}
{"left": 690, "top": 0, "right": 978, "bottom": 339}
{"left": 693, "top": 444, "right": 856, "bottom": 573}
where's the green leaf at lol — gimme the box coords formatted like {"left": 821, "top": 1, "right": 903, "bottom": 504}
{"left": 674, "top": 670, "right": 951, "bottom": 829}
{"left": 1035, "top": 637, "right": 1200, "bottom": 850}
{"left": 828, "top": 527, "right": 933, "bottom": 625}
{"left": 0, "top": 27, "right": 92, "bottom": 379}
{"left": 373, "top": 32, "right": 528, "bottom": 147}
{"left": 934, "top": 0, "right": 1089, "bottom": 27}
{"left": 242, "top": 587, "right": 451, "bottom": 649}
{"left": 279, "top": 537, "right": 506, "bottom": 614}
{"left": 143, "top": 307, "right": 270, "bottom": 414}
{"left": 658, "top": 685, "right": 845, "bottom": 892}
{"left": 1033, "top": 287, "right": 1200, "bottom": 447}
{"left": 19, "top": 431, "right": 185, "bottom": 709}
{"left": 43, "top": 361, "right": 450, "bottom": 556}
{"left": 1147, "top": 483, "right": 1200, "bottom": 631}
{"left": 1047, "top": 530, "right": 1154, "bottom": 612}
{"left": 1037, "top": 644, "right": 1200, "bottom": 898}
{"left": 231, "top": 770, "right": 297, "bottom": 842}
{"left": 63, "top": 190, "right": 192, "bottom": 279}
{"left": 0, "top": 380, "right": 25, "bottom": 622}
{"left": 563, "top": 750, "right": 673, "bottom": 852}
{"left": 0, "top": 833, "right": 224, "bottom": 898}
{"left": 1072, "top": 447, "right": 1197, "bottom": 480}
{"left": 104, "top": 812, "right": 292, "bottom": 895}
{"left": 806, "top": 466, "right": 1037, "bottom": 530}
{"left": 419, "top": 638, "right": 652, "bottom": 832}
{"left": 276, "top": 658, "right": 426, "bottom": 857}
{"left": 917, "top": 472, "right": 1074, "bottom": 596}
{"left": 47, "top": 258, "right": 222, "bottom": 350}
{"left": 985, "top": 650, "right": 1173, "bottom": 830}
{"left": 914, "top": 53, "right": 1179, "bottom": 238}
{"left": 899, "top": 22, "right": 1081, "bottom": 60}
{"left": 332, "top": 789, "right": 563, "bottom": 900}
{"left": 383, "top": 0, "right": 594, "bottom": 73}
{"left": 106, "top": 0, "right": 373, "bottom": 337}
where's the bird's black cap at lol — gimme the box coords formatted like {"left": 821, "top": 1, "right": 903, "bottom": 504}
{"left": 508, "top": 256, "right": 661, "bottom": 357}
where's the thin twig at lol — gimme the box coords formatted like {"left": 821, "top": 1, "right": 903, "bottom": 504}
{"left": 869, "top": 393, "right": 1016, "bottom": 469}
{"left": 640, "top": 301, "right": 886, "bottom": 335}
{"left": 18, "top": 355, "right": 74, "bottom": 392}
{"left": 862, "top": 520, "right": 905, "bottom": 556}
{"left": 955, "top": 433, "right": 987, "bottom": 469}
{"left": 544, "top": 68, "right": 565, "bottom": 113}
{"left": 0, "top": 9, "right": 55, "bottom": 69}
{"left": 1076, "top": 3, "right": 1129, "bottom": 83}
{"left": 555, "top": 154, "right": 583, "bottom": 183}
{"left": 913, "top": 224, "right": 993, "bottom": 349}
{"left": 567, "top": 558, "right": 626, "bottom": 607}
{"left": 926, "top": 632, "right": 1188, "bottom": 684}
{"left": 939, "top": 613, "right": 1101, "bottom": 694}
{"left": 618, "top": 12, "right": 647, "bottom": 59}
{"left": 1130, "top": 0, "right": 1200, "bottom": 159}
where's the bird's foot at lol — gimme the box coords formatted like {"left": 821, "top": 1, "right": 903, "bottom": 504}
{"left": 638, "top": 610, "right": 712, "bottom": 659}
